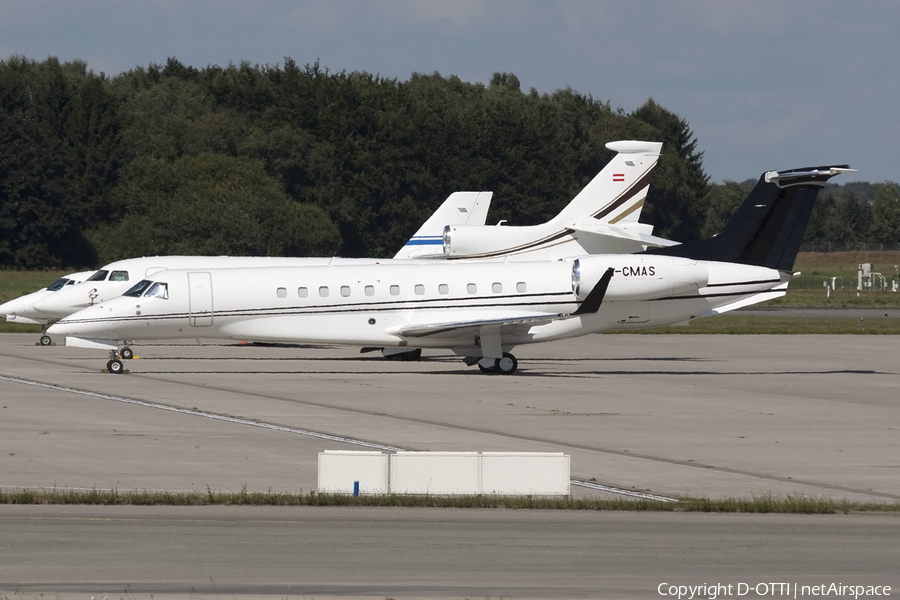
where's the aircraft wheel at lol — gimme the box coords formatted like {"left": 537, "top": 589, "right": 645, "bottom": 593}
{"left": 496, "top": 353, "right": 518, "bottom": 375}
{"left": 120, "top": 346, "right": 134, "bottom": 360}
{"left": 107, "top": 359, "right": 124, "bottom": 375}
{"left": 39, "top": 335, "right": 52, "bottom": 346}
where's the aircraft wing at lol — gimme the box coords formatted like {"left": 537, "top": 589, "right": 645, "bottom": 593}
{"left": 396, "top": 268, "right": 613, "bottom": 341}
{"left": 396, "top": 313, "right": 560, "bottom": 340}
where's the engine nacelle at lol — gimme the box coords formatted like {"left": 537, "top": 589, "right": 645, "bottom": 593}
{"left": 443, "top": 224, "right": 543, "bottom": 258}
{"left": 572, "top": 255, "right": 709, "bottom": 302}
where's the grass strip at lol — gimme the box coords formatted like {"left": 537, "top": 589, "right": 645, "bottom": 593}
{"left": 1, "top": 488, "right": 897, "bottom": 514}
{"left": 607, "top": 316, "right": 900, "bottom": 334}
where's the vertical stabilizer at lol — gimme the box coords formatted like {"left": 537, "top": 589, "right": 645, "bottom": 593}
{"left": 553, "top": 140, "right": 663, "bottom": 226}
{"left": 646, "top": 166, "right": 853, "bottom": 271}
{"left": 394, "top": 191, "right": 493, "bottom": 258}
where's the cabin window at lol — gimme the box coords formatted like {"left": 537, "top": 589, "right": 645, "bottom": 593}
{"left": 365, "top": 285, "right": 375, "bottom": 296}
{"left": 276, "top": 287, "right": 287, "bottom": 298}
{"left": 390, "top": 285, "right": 400, "bottom": 296}
{"left": 298, "top": 287, "right": 308, "bottom": 298}
{"left": 438, "top": 283, "right": 449, "bottom": 295}
{"left": 145, "top": 282, "right": 168, "bottom": 300}
{"left": 415, "top": 284, "right": 425, "bottom": 295}
{"left": 123, "top": 280, "right": 153, "bottom": 298}
{"left": 319, "top": 286, "right": 329, "bottom": 297}
{"left": 517, "top": 282, "right": 527, "bottom": 293}
{"left": 110, "top": 270, "right": 129, "bottom": 282}
{"left": 467, "top": 283, "right": 477, "bottom": 294}
{"left": 87, "top": 270, "right": 109, "bottom": 282}
{"left": 492, "top": 282, "right": 502, "bottom": 293}
{"left": 341, "top": 285, "right": 351, "bottom": 297}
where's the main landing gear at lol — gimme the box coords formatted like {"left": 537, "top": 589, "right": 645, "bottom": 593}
{"left": 475, "top": 352, "right": 518, "bottom": 375}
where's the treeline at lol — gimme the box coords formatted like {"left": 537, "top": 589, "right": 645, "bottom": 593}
{"left": 700, "top": 179, "right": 900, "bottom": 246}
{"left": 1, "top": 56, "right": 712, "bottom": 268}
{"left": 3, "top": 56, "right": 894, "bottom": 270}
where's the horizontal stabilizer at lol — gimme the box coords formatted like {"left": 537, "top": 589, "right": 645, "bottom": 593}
{"left": 700, "top": 283, "right": 789, "bottom": 317}
{"left": 567, "top": 222, "right": 680, "bottom": 249}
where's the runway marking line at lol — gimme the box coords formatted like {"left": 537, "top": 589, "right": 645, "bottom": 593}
{"left": 1, "top": 374, "right": 665, "bottom": 501}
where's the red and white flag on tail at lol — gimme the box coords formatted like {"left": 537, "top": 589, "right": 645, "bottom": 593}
{"left": 613, "top": 173, "right": 625, "bottom": 182}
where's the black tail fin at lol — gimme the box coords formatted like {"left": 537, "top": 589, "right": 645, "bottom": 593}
{"left": 645, "top": 165, "right": 851, "bottom": 271}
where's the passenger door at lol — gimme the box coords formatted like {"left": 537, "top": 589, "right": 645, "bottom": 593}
{"left": 188, "top": 272, "right": 213, "bottom": 327}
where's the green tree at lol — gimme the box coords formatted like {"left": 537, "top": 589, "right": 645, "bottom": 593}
{"left": 631, "top": 98, "right": 710, "bottom": 241}
{"left": 819, "top": 191, "right": 872, "bottom": 245}
{"left": 870, "top": 181, "right": 900, "bottom": 245}
{"left": 87, "top": 153, "right": 340, "bottom": 262}
{"left": 698, "top": 180, "right": 752, "bottom": 239}
{"left": 0, "top": 56, "right": 118, "bottom": 267}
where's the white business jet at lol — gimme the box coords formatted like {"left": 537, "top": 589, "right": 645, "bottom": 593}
{"left": 27, "top": 190, "right": 491, "bottom": 349}
{"left": 0, "top": 271, "right": 95, "bottom": 345}
{"left": 49, "top": 165, "right": 850, "bottom": 375}
{"left": 34, "top": 140, "right": 666, "bottom": 357}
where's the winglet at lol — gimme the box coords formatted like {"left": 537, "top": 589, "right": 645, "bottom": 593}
{"left": 572, "top": 268, "right": 614, "bottom": 315}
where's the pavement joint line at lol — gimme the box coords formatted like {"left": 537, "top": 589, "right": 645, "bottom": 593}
{"left": 0, "top": 374, "right": 403, "bottom": 453}
{"left": 570, "top": 480, "right": 678, "bottom": 502}
{"left": 156, "top": 374, "right": 900, "bottom": 502}
{"left": 1, "top": 375, "right": 668, "bottom": 502}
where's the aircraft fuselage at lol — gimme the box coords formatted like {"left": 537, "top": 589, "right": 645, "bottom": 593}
{"left": 48, "top": 256, "right": 789, "bottom": 356}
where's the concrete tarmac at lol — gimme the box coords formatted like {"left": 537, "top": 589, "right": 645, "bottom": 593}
{"left": 1, "top": 505, "right": 898, "bottom": 599}
{"left": 1, "top": 332, "right": 900, "bottom": 598}
{"left": 1, "top": 333, "right": 899, "bottom": 501}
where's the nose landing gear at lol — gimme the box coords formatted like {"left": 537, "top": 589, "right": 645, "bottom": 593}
{"left": 105, "top": 345, "right": 134, "bottom": 374}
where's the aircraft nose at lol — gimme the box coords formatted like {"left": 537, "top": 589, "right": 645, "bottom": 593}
{"left": 46, "top": 313, "right": 102, "bottom": 338}
{"left": 33, "top": 291, "right": 83, "bottom": 319}
{"left": 45, "top": 320, "right": 75, "bottom": 336}
{"left": 46, "top": 302, "right": 128, "bottom": 340}
{"left": 1, "top": 293, "right": 47, "bottom": 321}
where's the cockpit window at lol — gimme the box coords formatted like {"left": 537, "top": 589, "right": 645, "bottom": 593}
{"left": 46, "top": 278, "right": 70, "bottom": 292}
{"left": 87, "top": 270, "right": 109, "bottom": 282}
{"left": 145, "top": 282, "right": 168, "bottom": 299}
{"left": 110, "top": 270, "right": 129, "bottom": 282}
{"left": 123, "top": 280, "right": 154, "bottom": 298}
